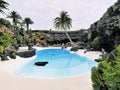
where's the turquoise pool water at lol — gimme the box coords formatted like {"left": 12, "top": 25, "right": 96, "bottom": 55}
{"left": 14, "top": 48, "right": 98, "bottom": 78}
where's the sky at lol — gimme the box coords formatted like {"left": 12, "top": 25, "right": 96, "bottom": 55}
{"left": 1, "top": 0, "right": 117, "bottom": 30}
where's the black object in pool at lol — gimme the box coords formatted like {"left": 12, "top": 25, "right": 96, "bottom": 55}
{"left": 35, "top": 62, "right": 48, "bottom": 66}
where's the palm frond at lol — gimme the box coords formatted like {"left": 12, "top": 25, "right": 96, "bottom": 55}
{"left": 7, "top": 11, "right": 22, "bottom": 25}
{"left": 0, "top": 0, "right": 9, "bottom": 14}
{"left": 54, "top": 10, "right": 72, "bottom": 30}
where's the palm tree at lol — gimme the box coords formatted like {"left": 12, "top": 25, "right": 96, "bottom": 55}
{"left": 7, "top": 11, "right": 22, "bottom": 26}
{"left": 0, "top": 0, "right": 9, "bottom": 14}
{"left": 54, "top": 10, "right": 74, "bottom": 45}
{"left": 24, "top": 17, "right": 33, "bottom": 31}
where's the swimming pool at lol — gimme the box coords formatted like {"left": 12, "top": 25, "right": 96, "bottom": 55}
{"left": 14, "top": 48, "right": 98, "bottom": 78}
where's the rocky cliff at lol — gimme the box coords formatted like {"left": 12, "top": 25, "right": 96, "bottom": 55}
{"left": 90, "top": 0, "right": 120, "bottom": 52}
{"left": 32, "top": 29, "right": 88, "bottom": 45}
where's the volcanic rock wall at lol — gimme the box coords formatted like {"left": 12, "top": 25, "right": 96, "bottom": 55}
{"left": 32, "top": 30, "right": 88, "bottom": 45}
{"left": 90, "top": 0, "right": 120, "bottom": 52}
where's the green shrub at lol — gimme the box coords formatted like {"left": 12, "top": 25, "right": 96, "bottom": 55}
{"left": 36, "top": 32, "right": 44, "bottom": 36}
{"left": 31, "top": 33, "right": 36, "bottom": 43}
{"left": 17, "top": 35, "right": 24, "bottom": 44}
{"left": 91, "top": 36, "right": 100, "bottom": 50}
{"left": 103, "top": 59, "right": 120, "bottom": 90}
{"left": 0, "top": 33, "right": 14, "bottom": 47}
{"left": 91, "top": 62, "right": 108, "bottom": 90}
{"left": 0, "top": 46, "right": 4, "bottom": 54}
{"left": 0, "top": 18, "right": 11, "bottom": 27}
{"left": 91, "top": 45, "right": 120, "bottom": 90}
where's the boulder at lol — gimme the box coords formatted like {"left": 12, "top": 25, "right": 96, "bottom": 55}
{"left": 17, "top": 49, "right": 36, "bottom": 58}
{"left": 0, "top": 54, "right": 9, "bottom": 61}
{"left": 10, "top": 53, "right": 16, "bottom": 59}
{"left": 70, "top": 45, "right": 79, "bottom": 51}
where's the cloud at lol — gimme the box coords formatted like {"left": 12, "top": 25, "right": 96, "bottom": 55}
{"left": 4, "top": 0, "right": 117, "bottom": 30}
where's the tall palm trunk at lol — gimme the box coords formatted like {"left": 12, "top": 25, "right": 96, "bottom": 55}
{"left": 64, "top": 28, "right": 74, "bottom": 46}
{"left": 27, "top": 24, "right": 29, "bottom": 31}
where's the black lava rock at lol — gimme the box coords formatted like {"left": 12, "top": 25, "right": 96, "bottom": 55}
{"left": 34, "top": 62, "right": 48, "bottom": 66}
